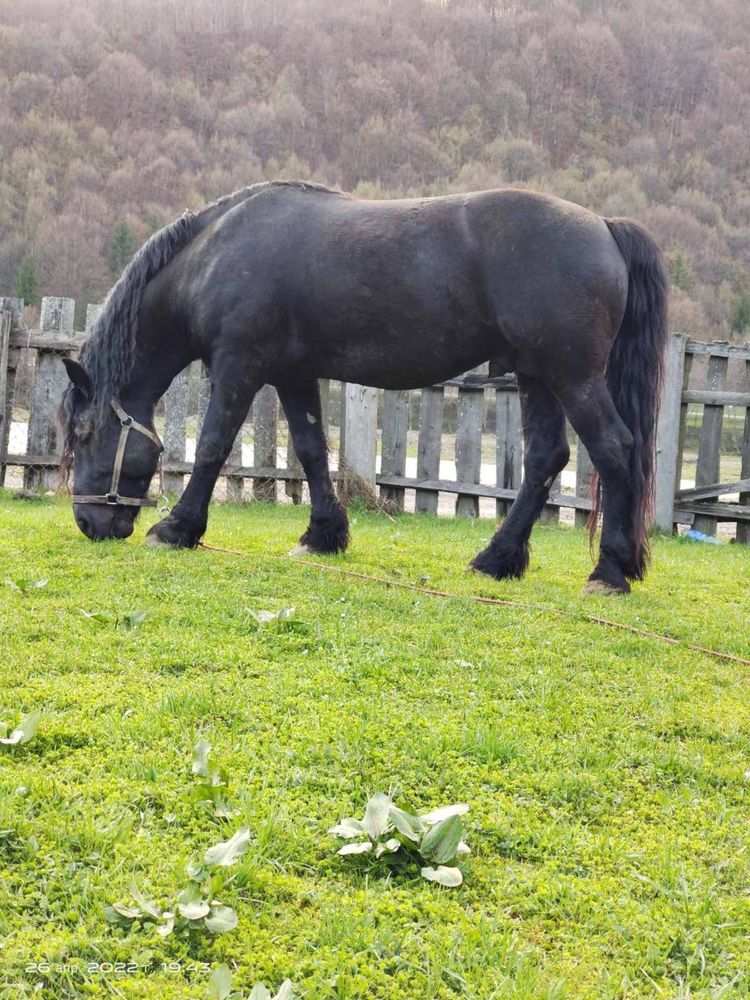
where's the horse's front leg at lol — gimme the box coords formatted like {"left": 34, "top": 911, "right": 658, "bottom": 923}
{"left": 147, "top": 371, "right": 258, "bottom": 548}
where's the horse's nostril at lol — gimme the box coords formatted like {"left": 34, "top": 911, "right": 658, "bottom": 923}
{"left": 75, "top": 508, "right": 95, "bottom": 538}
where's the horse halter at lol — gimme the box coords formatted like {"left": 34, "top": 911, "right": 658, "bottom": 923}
{"left": 72, "top": 400, "right": 165, "bottom": 510}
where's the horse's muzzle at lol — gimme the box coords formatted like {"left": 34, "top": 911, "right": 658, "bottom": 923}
{"left": 74, "top": 505, "right": 135, "bottom": 541}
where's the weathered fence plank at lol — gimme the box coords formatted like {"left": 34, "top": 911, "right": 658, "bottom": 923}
{"left": 85, "top": 303, "right": 104, "bottom": 333}
{"left": 380, "top": 389, "right": 409, "bottom": 509}
{"left": 163, "top": 367, "right": 189, "bottom": 495}
{"left": 0, "top": 298, "right": 23, "bottom": 488}
{"left": 342, "top": 383, "right": 378, "bottom": 484}
{"left": 575, "top": 442, "right": 595, "bottom": 529}
{"left": 253, "top": 384, "right": 278, "bottom": 502}
{"left": 739, "top": 359, "right": 750, "bottom": 545}
{"left": 283, "top": 433, "right": 303, "bottom": 505}
{"left": 455, "top": 384, "right": 484, "bottom": 518}
{"left": 495, "top": 387, "right": 522, "bottom": 519}
{"left": 693, "top": 353, "right": 728, "bottom": 535}
{"left": 25, "top": 297, "right": 75, "bottom": 492}
{"left": 0, "top": 311, "right": 11, "bottom": 484}
{"left": 415, "top": 386, "right": 444, "bottom": 514}
{"left": 675, "top": 349, "right": 694, "bottom": 504}
{"left": 655, "top": 333, "right": 687, "bottom": 532}
{"left": 227, "top": 421, "right": 245, "bottom": 504}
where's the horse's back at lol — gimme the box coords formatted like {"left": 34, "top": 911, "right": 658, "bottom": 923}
{"left": 172, "top": 184, "right": 629, "bottom": 386}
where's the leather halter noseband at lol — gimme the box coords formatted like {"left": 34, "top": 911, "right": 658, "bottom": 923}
{"left": 72, "top": 400, "right": 165, "bottom": 509}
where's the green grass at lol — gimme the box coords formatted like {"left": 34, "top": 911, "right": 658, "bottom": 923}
{"left": 1, "top": 491, "right": 749, "bottom": 1000}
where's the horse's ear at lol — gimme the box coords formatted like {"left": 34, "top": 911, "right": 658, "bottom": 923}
{"left": 63, "top": 358, "right": 92, "bottom": 398}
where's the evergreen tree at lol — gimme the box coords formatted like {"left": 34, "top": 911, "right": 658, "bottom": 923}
{"left": 13, "top": 253, "right": 38, "bottom": 305}
{"left": 731, "top": 293, "right": 750, "bottom": 336}
{"left": 108, "top": 220, "right": 135, "bottom": 278}
{"left": 668, "top": 250, "right": 691, "bottom": 292}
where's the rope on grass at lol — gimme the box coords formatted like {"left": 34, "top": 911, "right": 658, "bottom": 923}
{"left": 197, "top": 541, "right": 750, "bottom": 667}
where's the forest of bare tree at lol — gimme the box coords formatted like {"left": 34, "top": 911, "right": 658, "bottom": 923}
{"left": 1, "top": 0, "right": 749, "bottom": 338}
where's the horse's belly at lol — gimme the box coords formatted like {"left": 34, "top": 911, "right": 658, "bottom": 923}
{"left": 315, "top": 325, "right": 498, "bottom": 390}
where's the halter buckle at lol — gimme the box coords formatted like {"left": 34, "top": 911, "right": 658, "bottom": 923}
{"left": 105, "top": 492, "right": 119, "bottom": 505}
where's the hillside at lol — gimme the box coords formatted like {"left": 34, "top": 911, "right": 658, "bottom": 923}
{"left": 1, "top": 0, "right": 749, "bottom": 338}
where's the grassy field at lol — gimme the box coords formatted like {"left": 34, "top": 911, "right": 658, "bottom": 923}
{"left": 1, "top": 491, "right": 749, "bottom": 1000}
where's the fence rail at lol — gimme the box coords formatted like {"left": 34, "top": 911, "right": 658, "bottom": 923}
{"left": 2, "top": 295, "right": 749, "bottom": 541}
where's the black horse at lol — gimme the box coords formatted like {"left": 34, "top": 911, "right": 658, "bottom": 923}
{"left": 60, "top": 181, "right": 667, "bottom": 594}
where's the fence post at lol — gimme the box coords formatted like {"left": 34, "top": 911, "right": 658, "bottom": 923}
{"left": 25, "top": 296, "right": 75, "bottom": 492}
{"left": 415, "top": 386, "right": 444, "bottom": 514}
{"left": 227, "top": 425, "right": 245, "bottom": 503}
{"left": 342, "top": 383, "right": 378, "bottom": 484}
{"left": 380, "top": 389, "right": 409, "bottom": 509}
{"left": 693, "top": 350, "right": 728, "bottom": 536}
{"left": 85, "top": 303, "right": 103, "bottom": 332}
{"left": 737, "top": 358, "right": 750, "bottom": 545}
{"left": 654, "top": 333, "right": 687, "bottom": 532}
{"left": 163, "top": 367, "right": 189, "bottom": 496}
{"left": 253, "top": 384, "right": 278, "bottom": 501}
{"left": 575, "top": 441, "right": 595, "bottom": 529}
{"left": 495, "top": 386, "right": 522, "bottom": 519}
{"left": 539, "top": 471, "right": 562, "bottom": 524}
{"left": 0, "top": 298, "right": 23, "bottom": 488}
{"left": 455, "top": 384, "right": 484, "bottom": 518}
{"left": 0, "top": 310, "right": 11, "bottom": 485}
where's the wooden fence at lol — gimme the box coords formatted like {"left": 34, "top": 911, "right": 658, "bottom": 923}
{"left": 2, "top": 295, "right": 749, "bottom": 541}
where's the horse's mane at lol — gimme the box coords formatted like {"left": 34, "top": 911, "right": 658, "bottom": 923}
{"left": 59, "top": 180, "right": 342, "bottom": 477}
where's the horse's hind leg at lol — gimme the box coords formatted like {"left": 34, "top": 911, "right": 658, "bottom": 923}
{"left": 147, "top": 365, "right": 259, "bottom": 548}
{"left": 471, "top": 375, "right": 569, "bottom": 580}
{"left": 555, "top": 377, "right": 638, "bottom": 595}
{"left": 276, "top": 380, "right": 349, "bottom": 555}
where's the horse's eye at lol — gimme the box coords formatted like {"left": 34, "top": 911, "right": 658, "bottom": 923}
{"left": 75, "top": 417, "right": 93, "bottom": 440}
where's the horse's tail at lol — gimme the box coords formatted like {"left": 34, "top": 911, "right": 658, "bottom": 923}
{"left": 590, "top": 218, "right": 669, "bottom": 579}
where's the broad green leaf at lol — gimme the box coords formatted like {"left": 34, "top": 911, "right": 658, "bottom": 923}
{"left": 248, "top": 986, "right": 272, "bottom": 1000}
{"left": 186, "top": 860, "right": 206, "bottom": 882}
{"left": 214, "top": 795, "right": 238, "bottom": 819}
{"left": 130, "top": 881, "right": 162, "bottom": 921}
{"left": 123, "top": 609, "right": 146, "bottom": 630}
{"left": 275, "top": 982, "right": 297, "bottom": 1000}
{"left": 420, "top": 814, "right": 463, "bottom": 865}
{"left": 156, "top": 912, "right": 175, "bottom": 937}
{"left": 421, "top": 865, "right": 463, "bottom": 887}
{"left": 192, "top": 739, "right": 212, "bottom": 777}
{"left": 389, "top": 805, "right": 423, "bottom": 843}
{"left": 0, "top": 709, "right": 41, "bottom": 746}
{"left": 374, "top": 838, "right": 401, "bottom": 858}
{"left": 337, "top": 841, "right": 372, "bottom": 856}
{"left": 177, "top": 883, "right": 210, "bottom": 920}
{"left": 363, "top": 792, "right": 392, "bottom": 839}
{"left": 5, "top": 577, "right": 48, "bottom": 594}
{"left": 248, "top": 607, "right": 296, "bottom": 625}
{"left": 420, "top": 803, "right": 469, "bottom": 825}
{"left": 204, "top": 903, "right": 239, "bottom": 933}
{"left": 104, "top": 902, "right": 142, "bottom": 922}
{"left": 207, "top": 963, "right": 233, "bottom": 1000}
{"left": 328, "top": 817, "right": 366, "bottom": 839}
{"left": 79, "top": 609, "right": 112, "bottom": 625}
{"left": 203, "top": 827, "right": 250, "bottom": 867}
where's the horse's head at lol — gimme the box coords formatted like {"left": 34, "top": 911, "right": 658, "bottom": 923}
{"left": 61, "top": 359, "right": 163, "bottom": 541}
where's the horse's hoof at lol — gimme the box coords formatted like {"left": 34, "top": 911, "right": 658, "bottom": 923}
{"left": 583, "top": 578, "right": 630, "bottom": 596}
{"left": 289, "top": 543, "right": 313, "bottom": 557}
{"left": 145, "top": 532, "right": 168, "bottom": 548}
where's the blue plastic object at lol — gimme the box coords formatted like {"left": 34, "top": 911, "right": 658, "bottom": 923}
{"left": 684, "top": 529, "right": 725, "bottom": 545}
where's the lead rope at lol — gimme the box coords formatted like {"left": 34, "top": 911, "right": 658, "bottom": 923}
{"left": 195, "top": 540, "right": 750, "bottom": 668}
